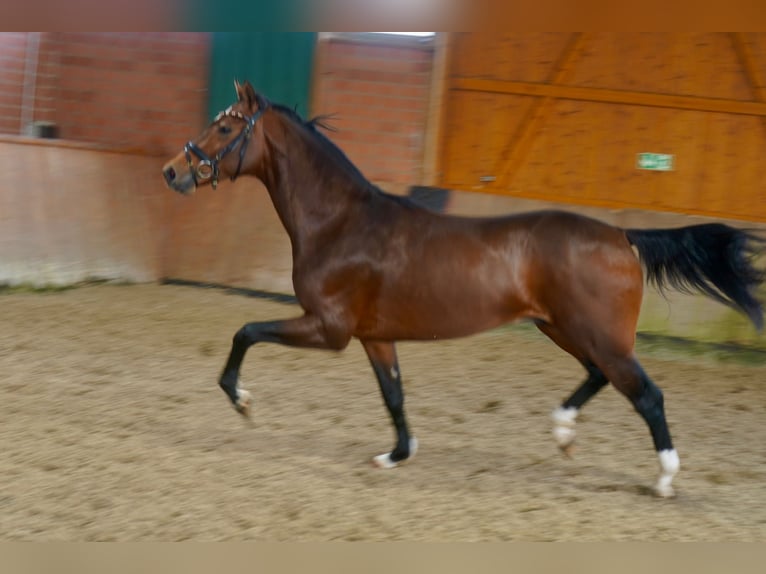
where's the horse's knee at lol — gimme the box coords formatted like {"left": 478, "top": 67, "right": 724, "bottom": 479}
{"left": 233, "top": 324, "right": 257, "bottom": 347}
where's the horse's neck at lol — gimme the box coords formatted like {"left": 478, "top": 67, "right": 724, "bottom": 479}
{"left": 258, "top": 129, "right": 368, "bottom": 256}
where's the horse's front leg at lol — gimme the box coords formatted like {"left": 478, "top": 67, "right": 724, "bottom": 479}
{"left": 361, "top": 340, "right": 418, "bottom": 468}
{"left": 219, "top": 314, "right": 347, "bottom": 416}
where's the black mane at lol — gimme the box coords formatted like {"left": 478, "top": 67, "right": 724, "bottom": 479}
{"left": 269, "top": 103, "right": 376, "bottom": 188}
{"left": 267, "top": 100, "right": 424, "bottom": 211}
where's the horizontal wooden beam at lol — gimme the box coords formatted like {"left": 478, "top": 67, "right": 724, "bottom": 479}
{"left": 452, "top": 77, "right": 766, "bottom": 117}
{"left": 436, "top": 180, "right": 766, "bottom": 224}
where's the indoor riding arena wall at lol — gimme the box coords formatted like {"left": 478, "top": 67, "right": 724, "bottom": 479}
{"left": 2, "top": 32, "right": 766, "bottom": 543}
{"left": 1, "top": 33, "right": 765, "bottom": 350}
{"left": 0, "top": 138, "right": 168, "bottom": 286}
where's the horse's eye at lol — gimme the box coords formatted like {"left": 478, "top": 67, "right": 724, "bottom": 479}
{"left": 218, "top": 124, "right": 232, "bottom": 135}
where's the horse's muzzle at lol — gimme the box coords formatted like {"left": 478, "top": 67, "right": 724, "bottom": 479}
{"left": 162, "top": 163, "right": 195, "bottom": 195}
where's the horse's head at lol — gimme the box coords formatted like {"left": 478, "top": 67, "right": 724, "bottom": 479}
{"left": 162, "top": 80, "right": 269, "bottom": 194}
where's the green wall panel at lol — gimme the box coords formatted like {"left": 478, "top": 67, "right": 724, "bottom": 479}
{"left": 208, "top": 33, "right": 317, "bottom": 120}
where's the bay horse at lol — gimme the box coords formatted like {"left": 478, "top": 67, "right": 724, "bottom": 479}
{"left": 162, "top": 81, "right": 765, "bottom": 498}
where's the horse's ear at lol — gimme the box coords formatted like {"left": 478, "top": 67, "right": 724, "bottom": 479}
{"left": 234, "top": 80, "right": 265, "bottom": 112}
{"left": 242, "top": 81, "right": 258, "bottom": 109}
{"left": 234, "top": 79, "right": 247, "bottom": 103}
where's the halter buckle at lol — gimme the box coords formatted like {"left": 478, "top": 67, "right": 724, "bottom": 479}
{"left": 196, "top": 160, "right": 214, "bottom": 180}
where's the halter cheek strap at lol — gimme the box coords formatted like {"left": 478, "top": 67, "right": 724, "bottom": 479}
{"left": 183, "top": 107, "right": 264, "bottom": 190}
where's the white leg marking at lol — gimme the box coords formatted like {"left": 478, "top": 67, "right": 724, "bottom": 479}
{"left": 655, "top": 449, "right": 680, "bottom": 498}
{"left": 372, "top": 437, "right": 418, "bottom": 469}
{"left": 235, "top": 386, "right": 252, "bottom": 416}
{"left": 552, "top": 406, "right": 578, "bottom": 449}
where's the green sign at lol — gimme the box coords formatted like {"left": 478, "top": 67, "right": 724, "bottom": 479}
{"left": 636, "top": 152, "right": 674, "bottom": 171}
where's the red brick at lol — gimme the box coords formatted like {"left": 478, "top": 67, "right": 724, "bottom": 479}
{"left": 0, "top": 90, "right": 22, "bottom": 108}
{"left": 0, "top": 32, "right": 429, "bottom": 185}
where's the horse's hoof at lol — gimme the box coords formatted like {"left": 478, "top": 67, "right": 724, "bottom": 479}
{"left": 552, "top": 407, "right": 578, "bottom": 455}
{"left": 371, "top": 454, "right": 397, "bottom": 469}
{"left": 372, "top": 437, "right": 418, "bottom": 469}
{"left": 559, "top": 442, "right": 576, "bottom": 458}
{"left": 235, "top": 389, "right": 252, "bottom": 418}
{"left": 654, "top": 449, "right": 679, "bottom": 498}
{"left": 653, "top": 483, "right": 676, "bottom": 499}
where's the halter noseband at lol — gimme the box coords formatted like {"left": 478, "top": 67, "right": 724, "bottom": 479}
{"left": 183, "top": 106, "right": 264, "bottom": 190}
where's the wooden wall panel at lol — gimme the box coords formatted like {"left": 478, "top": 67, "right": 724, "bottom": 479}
{"left": 450, "top": 32, "right": 573, "bottom": 83}
{"left": 439, "top": 33, "right": 766, "bottom": 222}
{"left": 441, "top": 90, "right": 536, "bottom": 188}
{"left": 570, "top": 33, "right": 752, "bottom": 99}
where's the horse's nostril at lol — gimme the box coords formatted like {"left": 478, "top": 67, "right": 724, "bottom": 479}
{"left": 163, "top": 166, "right": 176, "bottom": 184}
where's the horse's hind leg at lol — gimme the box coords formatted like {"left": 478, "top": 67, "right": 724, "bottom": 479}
{"left": 361, "top": 340, "right": 417, "bottom": 468}
{"left": 538, "top": 321, "right": 679, "bottom": 496}
{"left": 552, "top": 361, "right": 608, "bottom": 456}
{"left": 536, "top": 322, "right": 609, "bottom": 456}
{"left": 597, "top": 354, "right": 680, "bottom": 498}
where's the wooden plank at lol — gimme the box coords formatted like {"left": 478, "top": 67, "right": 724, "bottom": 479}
{"left": 438, "top": 33, "right": 766, "bottom": 222}
{"left": 450, "top": 178, "right": 766, "bottom": 223}
{"left": 731, "top": 32, "right": 766, "bottom": 139}
{"left": 452, "top": 77, "right": 766, "bottom": 117}
{"left": 732, "top": 33, "right": 766, "bottom": 102}
{"left": 493, "top": 33, "right": 586, "bottom": 190}
{"left": 421, "top": 32, "right": 450, "bottom": 186}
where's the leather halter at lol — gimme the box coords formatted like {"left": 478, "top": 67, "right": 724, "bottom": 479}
{"left": 183, "top": 106, "right": 264, "bottom": 189}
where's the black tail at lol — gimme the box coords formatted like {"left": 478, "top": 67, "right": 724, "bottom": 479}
{"left": 625, "top": 223, "right": 766, "bottom": 332}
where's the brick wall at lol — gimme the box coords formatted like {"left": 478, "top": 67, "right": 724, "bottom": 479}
{"left": 312, "top": 35, "right": 434, "bottom": 187}
{"left": 0, "top": 32, "right": 434, "bottom": 184}
{"left": 0, "top": 33, "right": 28, "bottom": 134}
{"left": 1, "top": 32, "right": 209, "bottom": 155}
